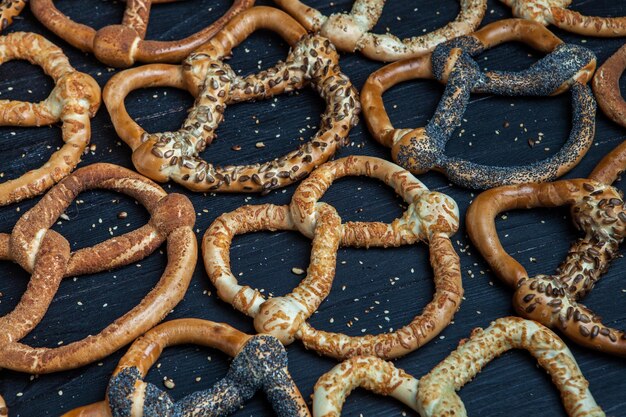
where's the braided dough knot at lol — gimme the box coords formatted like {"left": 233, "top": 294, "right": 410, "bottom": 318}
{"left": 398, "top": 191, "right": 459, "bottom": 239}
{"left": 501, "top": 0, "right": 572, "bottom": 26}
{"left": 50, "top": 71, "right": 102, "bottom": 118}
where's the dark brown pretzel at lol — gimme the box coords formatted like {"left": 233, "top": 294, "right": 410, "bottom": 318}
{"left": 593, "top": 44, "right": 626, "bottom": 129}
{"left": 361, "top": 19, "right": 597, "bottom": 189}
{"left": 104, "top": 6, "right": 360, "bottom": 194}
{"left": 29, "top": 0, "right": 255, "bottom": 67}
{"left": 0, "top": 163, "right": 197, "bottom": 416}
{"left": 466, "top": 141, "right": 626, "bottom": 356}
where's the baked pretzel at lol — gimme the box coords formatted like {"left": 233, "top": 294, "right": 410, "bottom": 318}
{"left": 62, "top": 319, "right": 311, "bottom": 417}
{"left": 466, "top": 141, "right": 626, "bottom": 356}
{"left": 203, "top": 155, "right": 462, "bottom": 360}
{"left": 361, "top": 19, "right": 597, "bottom": 189}
{"left": 501, "top": 0, "right": 626, "bottom": 37}
{"left": 0, "top": 163, "right": 196, "bottom": 416}
{"left": 274, "top": 0, "right": 487, "bottom": 61}
{"left": 104, "top": 6, "right": 359, "bottom": 194}
{"left": 0, "top": 32, "right": 100, "bottom": 206}
{"left": 29, "top": 0, "right": 254, "bottom": 67}
{"left": 0, "top": 0, "right": 25, "bottom": 30}
{"left": 593, "top": 44, "right": 626, "bottom": 128}
{"left": 312, "top": 317, "right": 605, "bottom": 417}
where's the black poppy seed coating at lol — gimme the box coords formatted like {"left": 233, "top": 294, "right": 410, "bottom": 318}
{"left": 394, "top": 35, "right": 597, "bottom": 189}
{"left": 106, "top": 335, "right": 306, "bottom": 417}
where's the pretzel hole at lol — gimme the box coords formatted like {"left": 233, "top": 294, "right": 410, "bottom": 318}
{"left": 0, "top": 61, "right": 53, "bottom": 102}
{"left": 458, "top": 350, "right": 564, "bottom": 415}
{"left": 0, "top": 262, "right": 30, "bottom": 326}
{"left": 125, "top": 86, "right": 194, "bottom": 133}
{"left": 445, "top": 94, "right": 571, "bottom": 166}
{"left": 0, "top": 125, "right": 63, "bottom": 181}
{"left": 382, "top": 77, "right": 444, "bottom": 130}
{"left": 223, "top": 30, "right": 294, "bottom": 78}
{"left": 328, "top": 386, "right": 411, "bottom": 416}
{"left": 307, "top": 245, "right": 433, "bottom": 337}
{"left": 369, "top": 0, "right": 461, "bottom": 38}
{"left": 54, "top": 0, "right": 127, "bottom": 29}
{"left": 565, "top": 0, "right": 619, "bottom": 17}
{"left": 206, "top": 89, "right": 324, "bottom": 168}
{"left": 228, "top": 230, "right": 312, "bottom": 300}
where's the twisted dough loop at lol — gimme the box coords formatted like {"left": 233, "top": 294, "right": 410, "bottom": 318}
{"left": 312, "top": 317, "right": 605, "bottom": 417}
{"left": 275, "top": 0, "right": 487, "bottom": 61}
{"left": 63, "top": 319, "right": 311, "bottom": 417}
{"left": 501, "top": 0, "right": 626, "bottom": 37}
{"left": 0, "top": 32, "right": 101, "bottom": 206}
{"left": 104, "top": 6, "right": 360, "bottom": 194}
{"left": 0, "top": 0, "right": 25, "bottom": 30}
{"left": 204, "top": 156, "right": 462, "bottom": 360}
{"left": 593, "top": 44, "right": 626, "bottom": 129}
{"left": 362, "top": 19, "right": 597, "bottom": 189}
{"left": 0, "top": 163, "right": 197, "bottom": 376}
{"left": 467, "top": 142, "right": 626, "bottom": 356}
{"left": 30, "top": 0, "right": 254, "bottom": 67}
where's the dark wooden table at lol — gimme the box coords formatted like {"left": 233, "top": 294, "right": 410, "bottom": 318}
{"left": 1, "top": 0, "right": 625, "bottom": 416}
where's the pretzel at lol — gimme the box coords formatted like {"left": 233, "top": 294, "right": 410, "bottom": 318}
{"left": 466, "top": 141, "right": 626, "bottom": 356}
{"left": 0, "top": 0, "right": 25, "bottom": 30}
{"left": 62, "top": 319, "right": 311, "bottom": 417}
{"left": 104, "top": 7, "right": 359, "bottom": 194}
{"left": 593, "top": 44, "right": 626, "bottom": 129}
{"left": 312, "top": 317, "right": 605, "bottom": 417}
{"left": 29, "top": 0, "right": 255, "bottom": 67}
{"left": 203, "top": 155, "right": 462, "bottom": 360}
{"left": 0, "top": 32, "right": 100, "bottom": 206}
{"left": 274, "top": 0, "right": 487, "bottom": 61}
{"left": 361, "top": 19, "right": 597, "bottom": 189}
{"left": 0, "top": 163, "right": 196, "bottom": 383}
{"left": 500, "top": 0, "right": 626, "bottom": 37}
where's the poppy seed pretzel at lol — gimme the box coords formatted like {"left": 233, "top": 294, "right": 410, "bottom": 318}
{"left": 312, "top": 317, "right": 605, "bottom": 417}
{"left": 500, "top": 0, "right": 626, "bottom": 37}
{"left": 203, "top": 156, "right": 462, "bottom": 360}
{"left": 466, "top": 142, "right": 626, "bottom": 356}
{"left": 593, "top": 44, "right": 626, "bottom": 129}
{"left": 104, "top": 6, "right": 360, "bottom": 194}
{"left": 0, "top": 0, "right": 25, "bottom": 31}
{"left": 62, "top": 319, "right": 311, "bottom": 417}
{"left": 30, "top": 0, "right": 254, "bottom": 68}
{"left": 274, "top": 0, "right": 487, "bottom": 61}
{"left": 361, "top": 19, "right": 597, "bottom": 190}
{"left": 0, "top": 32, "right": 101, "bottom": 206}
{"left": 0, "top": 163, "right": 197, "bottom": 379}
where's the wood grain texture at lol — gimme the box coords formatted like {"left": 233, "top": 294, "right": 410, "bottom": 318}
{"left": 0, "top": 0, "right": 624, "bottom": 416}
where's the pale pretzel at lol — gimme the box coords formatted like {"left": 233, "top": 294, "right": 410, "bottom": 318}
{"left": 0, "top": 32, "right": 100, "bottom": 206}
{"left": 62, "top": 319, "right": 311, "bottom": 417}
{"left": 274, "top": 0, "right": 487, "bottom": 61}
{"left": 501, "top": 0, "right": 626, "bottom": 37}
{"left": 0, "top": 0, "right": 25, "bottom": 30}
{"left": 466, "top": 141, "right": 626, "bottom": 356}
{"left": 203, "top": 155, "right": 462, "bottom": 360}
{"left": 312, "top": 317, "right": 605, "bottom": 417}
{"left": 104, "top": 6, "right": 360, "bottom": 194}
{"left": 0, "top": 163, "right": 197, "bottom": 416}
{"left": 361, "top": 19, "right": 597, "bottom": 189}
{"left": 29, "top": 0, "right": 255, "bottom": 67}
{"left": 593, "top": 44, "right": 626, "bottom": 128}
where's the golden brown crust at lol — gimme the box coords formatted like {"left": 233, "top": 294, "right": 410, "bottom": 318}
{"left": 0, "top": 32, "right": 101, "bottom": 207}
{"left": 29, "top": 0, "right": 255, "bottom": 67}
{"left": 593, "top": 44, "right": 626, "bottom": 129}
{"left": 466, "top": 143, "right": 626, "bottom": 356}
{"left": 203, "top": 156, "right": 462, "bottom": 360}
{"left": 275, "top": 0, "right": 487, "bottom": 61}
{"left": 104, "top": 6, "right": 360, "bottom": 194}
{"left": 0, "top": 163, "right": 197, "bottom": 375}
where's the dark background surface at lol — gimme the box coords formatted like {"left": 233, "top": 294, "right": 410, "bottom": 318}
{"left": 0, "top": 0, "right": 625, "bottom": 416}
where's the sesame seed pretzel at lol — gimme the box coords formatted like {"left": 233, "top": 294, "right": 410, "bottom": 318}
{"left": 0, "top": 0, "right": 25, "bottom": 31}
{"left": 312, "top": 317, "right": 605, "bottom": 417}
{"left": 62, "top": 319, "right": 311, "bottom": 417}
{"left": 361, "top": 19, "right": 597, "bottom": 190}
{"left": 466, "top": 141, "right": 626, "bottom": 356}
{"left": 29, "top": 0, "right": 254, "bottom": 68}
{"left": 104, "top": 6, "right": 360, "bottom": 194}
{"left": 203, "top": 156, "right": 462, "bottom": 360}
{"left": 500, "top": 0, "right": 626, "bottom": 37}
{"left": 593, "top": 44, "right": 626, "bottom": 129}
{"left": 0, "top": 32, "right": 101, "bottom": 207}
{"left": 274, "top": 0, "right": 487, "bottom": 61}
{"left": 0, "top": 163, "right": 197, "bottom": 379}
